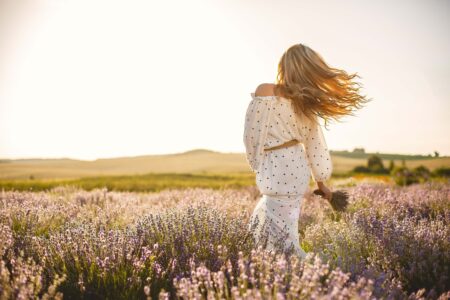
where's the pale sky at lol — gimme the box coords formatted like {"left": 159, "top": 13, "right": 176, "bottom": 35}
{"left": 1, "top": 0, "right": 449, "bottom": 160}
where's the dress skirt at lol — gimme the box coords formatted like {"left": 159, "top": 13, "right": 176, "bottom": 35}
{"left": 247, "top": 143, "right": 310, "bottom": 259}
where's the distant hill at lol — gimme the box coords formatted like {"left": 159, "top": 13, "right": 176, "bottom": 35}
{"left": 0, "top": 148, "right": 448, "bottom": 180}
{"left": 330, "top": 150, "right": 444, "bottom": 160}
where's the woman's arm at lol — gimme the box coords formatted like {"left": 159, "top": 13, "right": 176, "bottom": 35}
{"left": 304, "top": 116, "right": 333, "bottom": 196}
{"left": 243, "top": 93, "right": 274, "bottom": 173}
{"left": 316, "top": 181, "right": 332, "bottom": 200}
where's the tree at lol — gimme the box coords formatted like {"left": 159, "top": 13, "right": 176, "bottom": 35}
{"left": 367, "top": 154, "right": 385, "bottom": 172}
{"left": 352, "top": 147, "right": 365, "bottom": 154}
{"left": 353, "top": 166, "right": 369, "bottom": 173}
{"left": 388, "top": 160, "right": 395, "bottom": 172}
{"left": 433, "top": 167, "right": 450, "bottom": 177}
{"left": 413, "top": 165, "right": 431, "bottom": 183}
{"left": 434, "top": 151, "right": 440, "bottom": 157}
{"left": 392, "top": 166, "right": 419, "bottom": 186}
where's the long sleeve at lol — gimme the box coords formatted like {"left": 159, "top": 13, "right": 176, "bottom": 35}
{"left": 304, "top": 117, "right": 333, "bottom": 182}
{"left": 243, "top": 95, "right": 274, "bottom": 173}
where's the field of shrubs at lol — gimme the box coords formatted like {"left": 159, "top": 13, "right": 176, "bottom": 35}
{"left": 0, "top": 180, "right": 449, "bottom": 299}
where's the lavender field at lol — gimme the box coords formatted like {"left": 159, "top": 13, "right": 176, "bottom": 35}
{"left": 0, "top": 181, "right": 449, "bottom": 299}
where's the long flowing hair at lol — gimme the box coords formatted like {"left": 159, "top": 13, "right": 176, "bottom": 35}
{"left": 273, "top": 43, "right": 371, "bottom": 128}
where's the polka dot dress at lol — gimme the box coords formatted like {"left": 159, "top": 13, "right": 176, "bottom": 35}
{"left": 243, "top": 92, "right": 333, "bottom": 259}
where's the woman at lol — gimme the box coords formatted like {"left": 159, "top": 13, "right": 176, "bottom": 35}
{"left": 244, "top": 43, "right": 369, "bottom": 259}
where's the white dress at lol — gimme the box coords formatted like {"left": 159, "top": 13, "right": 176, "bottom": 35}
{"left": 243, "top": 92, "right": 332, "bottom": 259}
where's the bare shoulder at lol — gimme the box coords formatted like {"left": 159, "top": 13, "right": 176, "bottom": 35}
{"left": 255, "top": 83, "right": 276, "bottom": 97}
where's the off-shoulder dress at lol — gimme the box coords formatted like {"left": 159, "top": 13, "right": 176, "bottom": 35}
{"left": 243, "top": 92, "right": 332, "bottom": 259}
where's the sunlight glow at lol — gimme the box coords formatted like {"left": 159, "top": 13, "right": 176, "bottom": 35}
{"left": 0, "top": 0, "right": 449, "bottom": 160}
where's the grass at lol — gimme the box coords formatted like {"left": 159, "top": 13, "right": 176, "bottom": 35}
{"left": 2, "top": 170, "right": 447, "bottom": 193}
{"left": 1, "top": 150, "right": 448, "bottom": 180}
{"left": 0, "top": 172, "right": 258, "bottom": 192}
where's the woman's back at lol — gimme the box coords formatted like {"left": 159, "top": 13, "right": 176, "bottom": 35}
{"left": 260, "top": 94, "right": 311, "bottom": 149}
{"left": 245, "top": 88, "right": 332, "bottom": 183}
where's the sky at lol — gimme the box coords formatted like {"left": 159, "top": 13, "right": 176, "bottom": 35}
{"left": 0, "top": 0, "right": 449, "bottom": 160}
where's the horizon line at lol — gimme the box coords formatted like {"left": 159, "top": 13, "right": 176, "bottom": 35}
{"left": 0, "top": 148, "right": 448, "bottom": 162}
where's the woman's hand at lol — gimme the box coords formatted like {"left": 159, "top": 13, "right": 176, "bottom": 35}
{"left": 317, "top": 181, "right": 332, "bottom": 201}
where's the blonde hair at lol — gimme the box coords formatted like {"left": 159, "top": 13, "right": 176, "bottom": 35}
{"left": 273, "top": 43, "right": 371, "bottom": 128}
